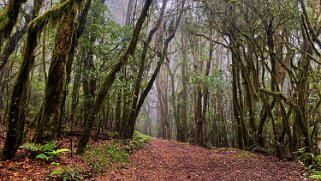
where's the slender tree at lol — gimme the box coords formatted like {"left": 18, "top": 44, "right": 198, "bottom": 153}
{"left": 76, "top": 0, "right": 153, "bottom": 154}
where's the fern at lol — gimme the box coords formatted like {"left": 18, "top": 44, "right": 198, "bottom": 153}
{"left": 53, "top": 148, "right": 70, "bottom": 155}
{"left": 20, "top": 141, "right": 70, "bottom": 161}
{"left": 36, "top": 153, "right": 49, "bottom": 160}
{"left": 20, "top": 142, "right": 43, "bottom": 152}
{"left": 44, "top": 141, "right": 56, "bottom": 151}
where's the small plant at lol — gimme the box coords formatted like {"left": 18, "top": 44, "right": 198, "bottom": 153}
{"left": 309, "top": 171, "right": 321, "bottom": 180}
{"left": 36, "top": 148, "right": 70, "bottom": 161}
{"left": 49, "top": 166, "right": 84, "bottom": 181}
{"left": 294, "top": 147, "right": 321, "bottom": 170}
{"left": 294, "top": 147, "right": 321, "bottom": 179}
{"left": 251, "top": 145, "right": 271, "bottom": 154}
{"left": 20, "top": 141, "right": 70, "bottom": 161}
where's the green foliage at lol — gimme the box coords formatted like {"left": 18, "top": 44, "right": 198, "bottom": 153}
{"left": 19, "top": 141, "right": 70, "bottom": 161}
{"left": 29, "top": 79, "right": 45, "bottom": 116}
{"left": 190, "top": 68, "right": 229, "bottom": 93}
{"left": 133, "top": 131, "right": 150, "bottom": 143}
{"left": 36, "top": 153, "right": 50, "bottom": 160}
{"left": 294, "top": 147, "right": 321, "bottom": 170}
{"left": 83, "top": 145, "right": 110, "bottom": 173}
{"left": 251, "top": 145, "right": 271, "bottom": 154}
{"left": 123, "top": 131, "right": 150, "bottom": 153}
{"left": 43, "top": 140, "right": 56, "bottom": 151}
{"left": 0, "top": 9, "right": 9, "bottom": 30}
{"left": 49, "top": 166, "right": 84, "bottom": 181}
{"left": 106, "top": 145, "right": 129, "bottom": 163}
{"left": 310, "top": 171, "right": 321, "bottom": 180}
{"left": 83, "top": 143, "right": 129, "bottom": 173}
{"left": 19, "top": 142, "right": 43, "bottom": 152}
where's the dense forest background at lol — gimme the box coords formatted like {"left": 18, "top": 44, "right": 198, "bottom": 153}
{"left": 0, "top": 0, "right": 321, "bottom": 164}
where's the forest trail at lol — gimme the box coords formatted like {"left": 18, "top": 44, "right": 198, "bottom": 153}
{"left": 95, "top": 139, "right": 304, "bottom": 181}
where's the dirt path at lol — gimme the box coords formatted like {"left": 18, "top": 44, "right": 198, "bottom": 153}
{"left": 98, "top": 139, "right": 305, "bottom": 180}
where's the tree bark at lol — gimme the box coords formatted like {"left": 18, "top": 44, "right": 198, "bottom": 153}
{"left": 1, "top": 0, "right": 43, "bottom": 160}
{"left": 34, "top": 2, "right": 80, "bottom": 143}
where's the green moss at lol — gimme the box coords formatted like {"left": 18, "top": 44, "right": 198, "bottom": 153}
{"left": 82, "top": 144, "right": 129, "bottom": 173}
{"left": 83, "top": 145, "right": 111, "bottom": 173}
{"left": 133, "top": 131, "right": 151, "bottom": 143}
{"left": 106, "top": 145, "right": 129, "bottom": 163}
{"left": 122, "top": 131, "right": 150, "bottom": 152}
{"left": 27, "top": 0, "right": 73, "bottom": 35}
{"left": 0, "top": 10, "right": 9, "bottom": 30}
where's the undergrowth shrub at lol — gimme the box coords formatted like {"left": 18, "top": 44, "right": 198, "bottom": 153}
{"left": 19, "top": 141, "right": 70, "bottom": 161}
{"left": 49, "top": 166, "right": 85, "bottom": 181}
{"left": 82, "top": 131, "right": 149, "bottom": 173}
{"left": 123, "top": 131, "right": 150, "bottom": 153}
{"left": 107, "top": 145, "right": 129, "bottom": 163}
{"left": 294, "top": 147, "right": 321, "bottom": 180}
{"left": 83, "top": 144, "right": 128, "bottom": 173}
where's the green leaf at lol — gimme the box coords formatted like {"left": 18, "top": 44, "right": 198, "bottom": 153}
{"left": 20, "top": 142, "right": 43, "bottom": 152}
{"left": 309, "top": 175, "right": 321, "bottom": 179}
{"left": 51, "top": 162, "right": 60, "bottom": 165}
{"left": 52, "top": 148, "right": 71, "bottom": 155}
{"left": 44, "top": 141, "right": 56, "bottom": 151}
{"left": 49, "top": 168, "right": 64, "bottom": 177}
{"left": 36, "top": 153, "right": 49, "bottom": 160}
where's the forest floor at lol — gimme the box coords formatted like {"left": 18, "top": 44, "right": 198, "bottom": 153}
{"left": 96, "top": 139, "right": 305, "bottom": 181}
{"left": 0, "top": 131, "right": 308, "bottom": 180}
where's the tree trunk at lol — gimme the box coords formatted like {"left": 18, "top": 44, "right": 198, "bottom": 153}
{"left": 57, "top": 0, "right": 92, "bottom": 138}
{"left": 34, "top": 4, "right": 78, "bottom": 143}
{"left": 0, "top": 0, "right": 26, "bottom": 45}
{"left": 1, "top": 0, "right": 43, "bottom": 160}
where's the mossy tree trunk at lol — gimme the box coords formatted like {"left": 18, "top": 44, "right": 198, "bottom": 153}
{"left": 76, "top": 0, "right": 152, "bottom": 154}
{"left": 2, "top": 0, "right": 81, "bottom": 160}
{"left": 57, "top": 0, "right": 92, "bottom": 138}
{"left": 177, "top": 34, "right": 188, "bottom": 142}
{"left": 0, "top": 13, "right": 30, "bottom": 73}
{"left": 0, "top": 0, "right": 27, "bottom": 46}
{"left": 34, "top": 1, "right": 82, "bottom": 143}
{"left": 1, "top": 0, "right": 43, "bottom": 160}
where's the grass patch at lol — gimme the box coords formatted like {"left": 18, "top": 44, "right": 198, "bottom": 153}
{"left": 83, "top": 144, "right": 129, "bottom": 173}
